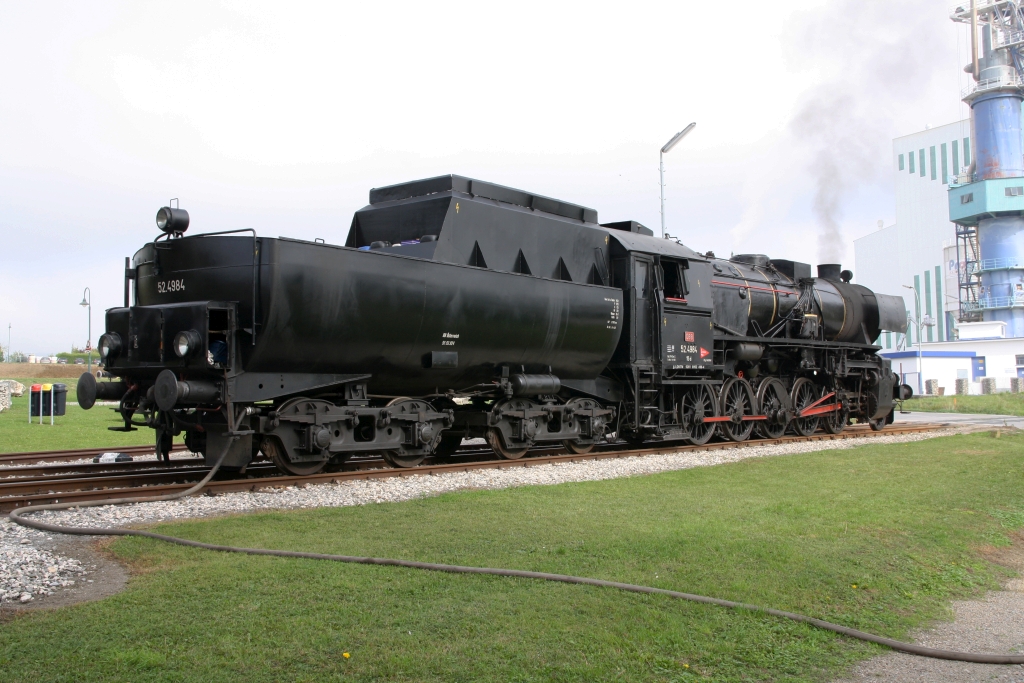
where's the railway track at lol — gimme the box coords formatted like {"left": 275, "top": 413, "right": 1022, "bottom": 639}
{"left": 0, "top": 458, "right": 213, "bottom": 479}
{"left": 0, "top": 458, "right": 209, "bottom": 479}
{"left": 0, "top": 423, "right": 943, "bottom": 513}
{"left": 0, "top": 443, "right": 190, "bottom": 466}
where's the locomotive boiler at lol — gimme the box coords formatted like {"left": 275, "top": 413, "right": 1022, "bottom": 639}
{"left": 78, "top": 175, "right": 908, "bottom": 474}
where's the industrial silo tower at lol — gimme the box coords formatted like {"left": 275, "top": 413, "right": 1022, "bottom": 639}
{"left": 949, "top": 1, "right": 1024, "bottom": 337}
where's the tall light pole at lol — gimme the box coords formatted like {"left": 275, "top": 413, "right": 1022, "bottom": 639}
{"left": 660, "top": 122, "right": 696, "bottom": 239}
{"left": 902, "top": 285, "right": 923, "bottom": 396}
{"left": 79, "top": 287, "right": 91, "bottom": 374}
{"left": 5, "top": 323, "right": 9, "bottom": 364}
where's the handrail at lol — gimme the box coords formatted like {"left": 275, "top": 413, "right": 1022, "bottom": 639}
{"left": 979, "top": 256, "right": 1024, "bottom": 270}
{"left": 963, "top": 294, "right": 1024, "bottom": 310}
{"left": 961, "top": 73, "right": 1024, "bottom": 98}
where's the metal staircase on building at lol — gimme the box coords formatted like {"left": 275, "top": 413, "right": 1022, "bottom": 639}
{"left": 955, "top": 224, "right": 983, "bottom": 323}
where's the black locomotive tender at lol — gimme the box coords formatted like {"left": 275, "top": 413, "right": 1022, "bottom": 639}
{"left": 78, "top": 175, "right": 909, "bottom": 475}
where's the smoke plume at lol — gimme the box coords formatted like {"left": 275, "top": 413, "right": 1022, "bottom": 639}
{"left": 786, "top": 0, "right": 955, "bottom": 265}
{"left": 791, "top": 91, "right": 885, "bottom": 264}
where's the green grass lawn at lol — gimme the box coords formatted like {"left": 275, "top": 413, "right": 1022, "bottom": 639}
{"left": 0, "top": 379, "right": 175, "bottom": 453}
{"left": 2, "top": 432, "right": 1024, "bottom": 681}
{"left": 902, "top": 392, "right": 1024, "bottom": 417}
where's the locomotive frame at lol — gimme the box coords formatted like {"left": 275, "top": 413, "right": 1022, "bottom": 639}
{"left": 78, "top": 175, "right": 908, "bottom": 475}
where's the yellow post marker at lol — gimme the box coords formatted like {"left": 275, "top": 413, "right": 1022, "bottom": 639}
{"left": 42, "top": 384, "right": 53, "bottom": 425}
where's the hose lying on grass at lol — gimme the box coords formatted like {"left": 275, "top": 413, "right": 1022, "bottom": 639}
{"left": 9, "top": 440, "right": 1024, "bottom": 665}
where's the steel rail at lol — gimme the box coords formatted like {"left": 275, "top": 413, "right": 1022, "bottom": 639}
{"left": 0, "top": 424, "right": 942, "bottom": 513}
{"left": 0, "top": 443, "right": 189, "bottom": 466}
{"left": 0, "top": 458, "right": 208, "bottom": 479}
{"left": 0, "top": 451, "right": 503, "bottom": 494}
{"left": 0, "top": 465, "right": 236, "bottom": 500}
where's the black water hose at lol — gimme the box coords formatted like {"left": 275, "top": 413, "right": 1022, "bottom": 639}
{"left": 9, "top": 443, "right": 1024, "bottom": 665}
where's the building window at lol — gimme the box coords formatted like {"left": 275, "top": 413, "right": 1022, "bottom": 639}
{"left": 930, "top": 146, "right": 937, "bottom": 180}
{"left": 952, "top": 139, "right": 960, "bottom": 175}
{"left": 1007, "top": 186, "right": 1023, "bottom": 196}
{"left": 919, "top": 149, "right": 926, "bottom": 177}
{"left": 961, "top": 193, "right": 974, "bottom": 204}
{"left": 941, "top": 143, "right": 948, "bottom": 183}
{"left": 909, "top": 151, "right": 916, "bottom": 174}
{"left": 934, "top": 265, "right": 944, "bottom": 340}
{"left": 964, "top": 137, "right": 971, "bottom": 167}
{"left": 898, "top": 154, "right": 905, "bottom": 171}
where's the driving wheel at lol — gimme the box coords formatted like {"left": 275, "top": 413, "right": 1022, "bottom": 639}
{"left": 681, "top": 384, "right": 718, "bottom": 445}
{"left": 719, "top": 377, "right": 756, "bottom": 442}
{"left": 755, "top": 377, "right": 791, "bottom": 439}
{"left": 790, "top": 377, "right": 820, "bottom": 437}
{"left": 821, "top": 387, "right": 849, "bottom": 435}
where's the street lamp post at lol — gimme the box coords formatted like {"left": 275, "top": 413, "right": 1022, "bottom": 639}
{"left": 902, "top": 285, "right": 923, "bottom": 396}
{"left": 80, "top": 288, "right": 91, "bottom": 374}
{"left": 660, "top": 122, "right": 696, "bottom": 239}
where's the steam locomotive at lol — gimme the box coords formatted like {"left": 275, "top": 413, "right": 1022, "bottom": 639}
{"left": 77, "top": 175, "right": 909, "bottom": 474}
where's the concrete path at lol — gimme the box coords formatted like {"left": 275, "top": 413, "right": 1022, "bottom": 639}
{"left": 893, "top": 411, "right": 1024, "bottom": 429}
{"left": 834, "top": 588, "right": 1024, "bottom": 682}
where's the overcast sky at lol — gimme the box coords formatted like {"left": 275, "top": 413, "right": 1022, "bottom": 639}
{"left": 0, "top": 0, "right": 969, "bottom": 356}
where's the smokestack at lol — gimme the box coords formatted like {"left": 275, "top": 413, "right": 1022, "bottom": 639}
{"left": 817, "top": 264, "right": 842, "bottom": 281}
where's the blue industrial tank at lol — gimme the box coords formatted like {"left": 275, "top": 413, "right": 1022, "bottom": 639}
{"left": 972, "top": 92, "right": 1024, "bottom": 179}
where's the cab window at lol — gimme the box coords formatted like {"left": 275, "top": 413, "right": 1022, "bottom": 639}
{"left": 661, "top": 260, "right": 689, "bottom": 300}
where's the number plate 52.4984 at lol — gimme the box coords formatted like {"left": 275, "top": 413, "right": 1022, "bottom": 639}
{"left": 157, "top": 279, "right": 185, "bottom": 293}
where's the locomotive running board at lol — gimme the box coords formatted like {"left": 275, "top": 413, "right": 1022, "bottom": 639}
{"left": 227, "top": 373, "right": 371, "bottom": 403}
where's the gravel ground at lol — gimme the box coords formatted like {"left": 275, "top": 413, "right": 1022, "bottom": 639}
{"left": 0, "top": 519, "right": 86, "bottom": 603}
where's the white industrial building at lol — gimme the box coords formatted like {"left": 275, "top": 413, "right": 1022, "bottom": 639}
{"left": 853, "top": 120, "right": 1024, "bottom": 394}
{"left": 885, "top": 321, "right": 1023, "bottom": 396}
